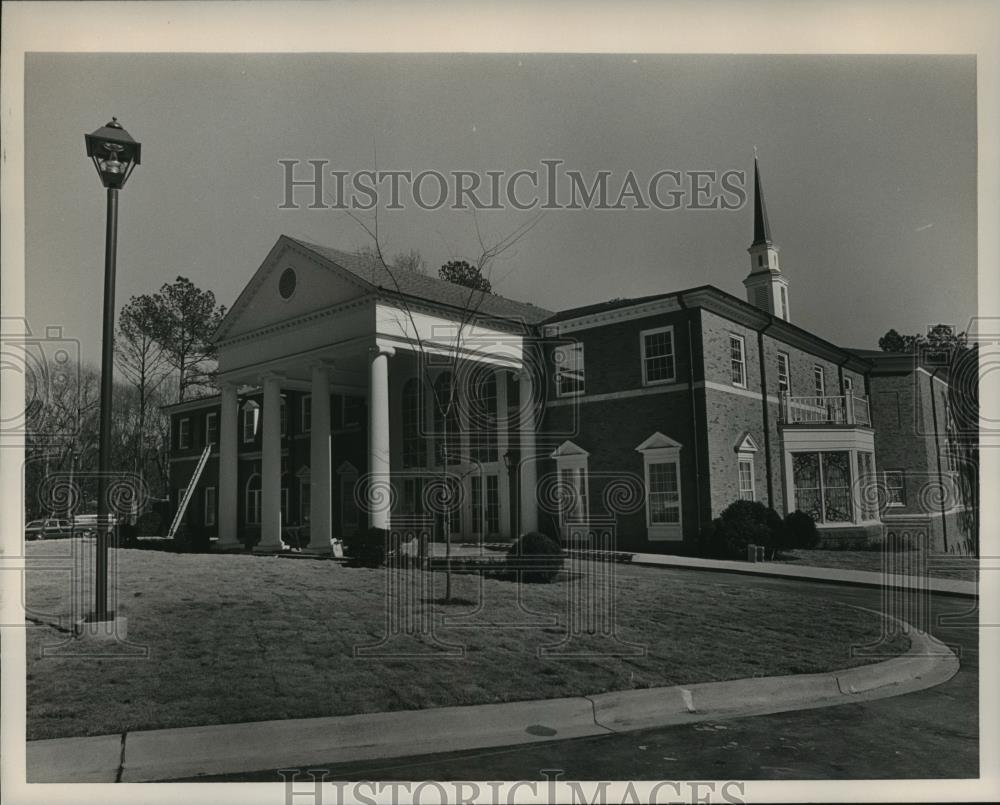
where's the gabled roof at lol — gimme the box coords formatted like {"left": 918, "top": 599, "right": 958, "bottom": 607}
{"left": 288, "top": 237, "right": 555, "bottom": 326}
{"left": 635, "top": 432, "right": 683, "bottom": 452}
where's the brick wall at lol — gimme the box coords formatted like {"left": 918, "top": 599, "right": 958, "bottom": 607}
{"left": 540, "top": 307, "right": 705, "bottom": 550}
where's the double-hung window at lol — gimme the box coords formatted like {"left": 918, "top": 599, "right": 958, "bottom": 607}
{"left": 884, "top": 470, "right": 905, "bottom": 506}
{"left": 205, "top": 412, "right": 218, "bottom": 446}
{"left": 242, "top": 402, "right": 260, "bottom": 443}
{"left": 555, "top": 342, "right": 585, "bottom": 397}
{"left": 636, "top": 432, "right": 683, "bottom": 541}
{"left": 641, "top": 326, "right": 676, "bottom": 385}
{"left": 738, "top": 457, "right": 755, "bottom": 501}
{"left": 178, "top": 418, "right": 191, "bottom": 449}
{"left": 204, "top": 487, "right": 217, "bottom": 526}
{"left": 729, "top": 335, "right": 746, "bottom": 387}
{"left": 777, "top": 352, "right": 790, "bottom": 394}
{"left": 813, "top": 366, "right": 826, "bottom": 398}
{"left": 301, "top": 395, "right": 312, "bottom": 433}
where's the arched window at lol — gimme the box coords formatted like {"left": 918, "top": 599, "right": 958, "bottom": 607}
{"left": 433, "top": 372, "right": 459, "bottom": 465}
{"left": 402, "top": 378, "right": 426, "bottom": 468}
{"left": 245, "top": 473, "right": 262, "bottom": 524}
{"left": 469, "top": 366, "right": 497, "bottom": 463}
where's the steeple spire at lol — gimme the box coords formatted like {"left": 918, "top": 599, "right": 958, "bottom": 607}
{"left": 743, "top": 154, "right": 790, "bottom": 321}
{"left": 751, "top": 156, "right": 772, "bottom": 247}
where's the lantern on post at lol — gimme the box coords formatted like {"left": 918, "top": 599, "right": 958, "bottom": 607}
{"left": 82, "top": 117, "right": 141, "bottom": 630}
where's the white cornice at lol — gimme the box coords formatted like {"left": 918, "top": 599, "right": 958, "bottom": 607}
{"left": 216, "top": 295, "right": 374, "bottom": 349}
{"left": 543, "top": 297, "right": 682, "bottom": 336}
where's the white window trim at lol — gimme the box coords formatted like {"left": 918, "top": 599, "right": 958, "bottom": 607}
{"left": 813, "top": 365, "right": 826, "bottom": 398}
{"left": 178, "top": 418, "right": 191, "bottom": 450}
{"left": 729, "top": 334, "right": 747, "bottom": 389}
{"left": 640, "top": 325, "right": 677, "bottom": 386}
{"left": 205, "top": 412, "right": 218, "bottom": 446}
{"left": 245, "top": 474, "right": 261, "bottom": 524}
{"left": 884, "top": 469, "right": 905, "bottom": 507}
{"left": 204, "top": 486, "right": 216, "bottom": 526}
{"left": 555, "top": 342, "right": 585, "bottom": 398}
{"left": 738, "top": 455, "right": 756, "bottom": 502}
{"left": 777, "top": 351, "right": 790, "bottom": 394}
{"left": 550, "top": 441, "right": 590, "bottom": 537}
{"left": 242, "top": 402, "right": 259, "bottom": 443}
{"left": 301, "top": 395, "right": 312, "bottom": 433}
{"left": 636, "top": 432, "right": 683, "bottom": 541}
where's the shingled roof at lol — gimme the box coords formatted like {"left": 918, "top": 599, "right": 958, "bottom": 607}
{"left": 289, "top": 237, "right": 554, "bottom": 325}
{"left": 541, "top": 293, "right": 676, "bottom": 324}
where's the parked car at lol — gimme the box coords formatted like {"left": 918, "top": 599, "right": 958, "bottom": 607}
{"left": 71, "top": 514, "right": 117, "bottom": 535}
{"left": 24, "top": 518, "right": 76, "bottom": 540}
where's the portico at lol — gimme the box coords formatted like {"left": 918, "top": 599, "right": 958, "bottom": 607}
{"left": 210, "top": 236, "right": 547, "bottom": 552}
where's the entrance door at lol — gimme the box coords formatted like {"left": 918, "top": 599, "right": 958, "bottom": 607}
{"left": 471, "top": 474, "right": 500, "bottom": 539}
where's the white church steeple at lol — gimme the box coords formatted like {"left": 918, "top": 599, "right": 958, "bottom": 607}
{"left": 743, "top": 156, "right": 790, "bottom": 321}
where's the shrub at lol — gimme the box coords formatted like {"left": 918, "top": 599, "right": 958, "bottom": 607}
{"left": 783, "top": 510, "right": 820, "bottom": 549}
{"left": 699, "top": 500, "right": 784, "bottom": 559}
{"left": 507, "top": 531, "right": 564, "bottom": 583}
{"left": 342, "top": 527, "right": 388, "bottom": 567}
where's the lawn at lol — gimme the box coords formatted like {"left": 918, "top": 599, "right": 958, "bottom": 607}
{"left": 780, "top": 549, "right": 978, "bottom": 582}
{"left": 25, "top": 541, "right": 908, "bottom": 741}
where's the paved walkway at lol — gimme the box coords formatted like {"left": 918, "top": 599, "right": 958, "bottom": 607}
{"left": 625, "top": 551, "right": 978, "bottom": 597}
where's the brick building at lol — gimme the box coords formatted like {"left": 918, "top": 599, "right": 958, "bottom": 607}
{"left": 164, "top": 161, "right": 973, "bottom": 554}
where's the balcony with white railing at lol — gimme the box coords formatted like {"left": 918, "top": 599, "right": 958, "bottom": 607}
{"left": 779, "top": 393, "right": 872, "bottom": 427}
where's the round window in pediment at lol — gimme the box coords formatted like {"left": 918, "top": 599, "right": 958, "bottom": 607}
{"left": 278, "top": 267, "right": 297, "bottom": 300}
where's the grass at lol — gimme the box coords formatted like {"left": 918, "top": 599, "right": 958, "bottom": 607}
{"left": 25, "top": 541, "right": 908, "bottom": 741}
{"left": 779, "top": 548, "right": 978, "bottom": 582}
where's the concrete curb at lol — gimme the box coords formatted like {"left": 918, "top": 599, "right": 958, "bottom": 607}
{"left": 27, "top": 615, "right": 958, "bottom": 783}
{"left": 626, "top": 552, "right": 978, "bottom": 598}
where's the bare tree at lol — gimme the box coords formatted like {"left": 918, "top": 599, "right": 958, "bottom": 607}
{"left": 117, "top": 294, "right": 172, "bottom": 489}
{"left": 348, "top": 205, "right": 543, "bottom": 601}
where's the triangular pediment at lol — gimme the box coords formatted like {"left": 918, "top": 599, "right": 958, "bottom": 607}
{"left": 550, "top": 440, "right": 589, "bottom": 459}
{"left": 214, "top": 236, "right": 373, "bottom": 342}
{"left": 337, "top": 460, "right": 359, "bottom": 475}
{"left": 635, "top": 431, "right": 683, "bottom": 452}
{"left": 734, "top": 432, "right": 759, "bottom": 453}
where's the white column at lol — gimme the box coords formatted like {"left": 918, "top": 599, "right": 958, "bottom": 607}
{"left": 217, "top": 382, "right": 240, "bottom": 549}
{"left": 258, "top": 373, "right": 283, "bottom": 550}
{"left": 368, "top": 346, "right": 394, "bottom": 530}
{"left": 518, "top": 369, "right": 539, "bottom": 534}
{"left": 495, "top": 368, "right": 511, "bottom": 538}
{"left": 309, "top": 363, "right": 333, "bottom": 553}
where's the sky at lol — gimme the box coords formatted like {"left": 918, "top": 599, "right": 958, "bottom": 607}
{"left": 25, "top": 53, "right": 976, "bottom": 364}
